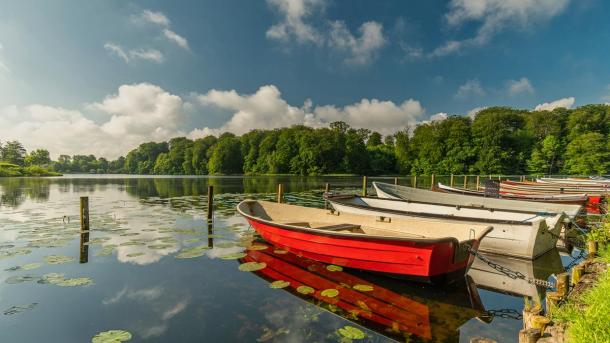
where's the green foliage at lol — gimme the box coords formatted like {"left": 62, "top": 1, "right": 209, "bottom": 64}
{"left": 0, "top": 140, "right": 26, "bottom": 166}
{"left": 0, "top": 162, "right": 59, "bottom": 177}
{"left": 207, "top": 134, "right": 243, "bottom": 174}
{"left": 563, "top": 132, "right": 610, "bottom": 175}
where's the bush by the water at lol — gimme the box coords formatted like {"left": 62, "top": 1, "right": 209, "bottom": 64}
{"left": 0, "top": 162, "right": 60, "bottom": 177}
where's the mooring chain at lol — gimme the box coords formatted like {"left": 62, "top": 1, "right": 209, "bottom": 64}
{"left": 482, "top": 308, "right": 523, "bottom": 321}
{"left": 462, "top": 243, "right": 555, "bottom": 288}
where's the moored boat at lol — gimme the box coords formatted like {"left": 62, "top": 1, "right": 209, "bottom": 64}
{"left": 373, "top": 182, "right": 583, "bottom": 217}
{"left": 236, "top": 200, "right": 492, "bottom": 285}
{"left": 326, "top": 194, "right": 565, "bottom": 259}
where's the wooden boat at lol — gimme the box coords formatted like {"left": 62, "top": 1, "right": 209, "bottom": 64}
{"left": 501, "top": 180, "right": 609, "bottom": 194}
{"left": 237, "top": 200, "right": 492, "bottom": 285}
{"left": 436, "top": 182, "right": 589, "bottom": 205}
{"left": 468, "top": 249, "right": 564, "bottom": 299}
{"left": 538, "top": 177, "right": 610, "bottom": 185}
{"left": 373, "top": 182, "right": 583, "bottom": 217}
{"left": 326, "top": 194, "right": 565, "bottom": 259}
{"left": 241, "top": 243, "right": 487, "bottom": 342}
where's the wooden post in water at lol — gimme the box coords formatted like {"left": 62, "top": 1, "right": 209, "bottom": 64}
{"left": 325, "top": 183, "right": 330, "bottom": 193}
{"left": 207, "top": 185, "right": 214, "bottom": 220}
{"left": 588, "top": 241, "right": 598, "bottom": 258}
{"left": 277, "top": 184, "right": 284, "bottom": 203}
{"left": 430, "top": 174, "right": 435, "bottom": 190}
{"left": 518, "top": 329, "right": 541, "bottom": 343}
{"left": 394, "top": 177, "right": 398, "bottom": 185}
{"left": 476, "top": 176, "right": 480, "bottom": 190}
{"left": 463, "top": 175, "right": 468, "bottom": 189}
{"left": 207, "top": 219, "right": 214, "bottom": 248}
{"left": 556, "top": 273, "right": 569, "bottom": 297}
{"left": 572, "top": 265, "right": 584, "bottom": 285}
{"left": 362, "top": 176, "right": 368, "bottom": 196}
{"left": 450, "top": 174, "right": 454, "bottom": 187}
{"left": 80, "top": 196, "right": 89, "bottom": 232}
{"left": 413, "top": 175, "right": 417, "bottom": 188}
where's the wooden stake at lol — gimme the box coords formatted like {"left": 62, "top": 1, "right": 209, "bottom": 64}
{"left": 207, "top": 185, "right": 214, "bottom": 220}
{"left": 545, "top": 291, "right": 562, "bottom": 313}
{"left": 362, "top": 176, "right": 367, "bottom": 196}
{"left": 556, "top": 272, "right": 569, "bottom": 297}
{"left": 572, "top": 265, "right": 584, "bottom": 285}
{"left": 430, "top": 174, "right": 435, "bottom": 190}
{"left": 523, "top": 304, "right": 541, "bottom": 329}
{"left": 80, "top": 196, "right": 89, "bottom": 232}
{"left": 277, "top": 183, "right": 284, "bottom": 203}
{"left": 394, "top": 177, "right": 398, "bottom": 185}
{"left": 413, "top": 175, "right": 417, "bottom": 188}
{"left": 325, "top": 183, "right": 330, "bottom": 193}
{"left": 588, "top": 241, "right": 598, "bottom": 258}
{"left": 463, "top": 175, "right": 468, "bottom": 189}
{"left": 450, "top": 174, "right": 454, "bottom": 187}
{"left": 476, "top": 175, "right": 480, "bottom": 190}
{"left": 518, "top": 329, "right": 541, "bottom": 343}
{"left": 207, "top": 219, "right": 214, "bottom": 248}
{"left": 531, "top": 315, "right": 550, "bottom": 333}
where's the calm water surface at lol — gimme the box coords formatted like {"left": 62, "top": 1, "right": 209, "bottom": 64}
{"left": 0, "top": 176, "right": 580, "bottom": 342}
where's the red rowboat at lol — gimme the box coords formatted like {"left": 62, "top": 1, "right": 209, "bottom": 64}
{"left": 236, "top": 200, "right": 492, "bottom": 285}
{"left": 240, "top": 244, "right": 487, "bottom": 341}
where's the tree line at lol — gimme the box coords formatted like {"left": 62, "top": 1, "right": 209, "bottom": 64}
{"left": 2, "top": 105, "right": 609, "bottom": 176}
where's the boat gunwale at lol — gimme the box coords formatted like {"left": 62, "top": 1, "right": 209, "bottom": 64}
{"left": 437, "top": 183, "right": 589, "bottom": 201}
{"left": 237, "top": 200, "right": 492, "bottom": 245}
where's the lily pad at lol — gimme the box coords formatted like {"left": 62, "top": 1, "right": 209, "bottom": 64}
{"left": 296, "top": 285, "right": 315, "bottom": 295}
{"left": 337, "top": 326, "right": 366, "bottom": 340}
{"left": 175, "top": 246, "right": 210, "bottom": 259}
{"left": 3, "top": 303, "right": 38, "bottom": 316}
{"left": 238, "top": 262, "right": 267, "bottom": 272}
{"left": 219, "top": 252, "right": 247, "bottom": 260}
{"left": 95, "top": 247, "right": 115, "bottom": 257}
{"left": 126, "top": 252, "right": 144, "bottom": 258}
{"left": 44, "top": 255, "right": 75, "bottom": 265}
{"left": 182, "top": 238, "right": 202, "bottom": 244}
{"left": 269, "top": 280, "right": 290, "bottom": 289}
{"left": 5, "top": 275, "right": 39, "bottom": 284}
{"left": 91, "top": 329, "right": 132, "bottom": 343}
{"left": 148, "top": 244, "right": 174, "bottom": 250}
{"left": 56, "top": 277, "right": 94, "bottom": 287}
{"left": 326, "top": 265, "right": 343, "bottom": 272}
{"left": 353, "top": 284, "right": 374, "bottom": 292}
{"left": 321, "top": 289, "right": 339, "bottom": 298}
{"left": 21, "top": 263, "right": 42, "bottom": 270}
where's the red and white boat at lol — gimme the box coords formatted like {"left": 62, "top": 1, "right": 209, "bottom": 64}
{"left": 237, "top": 200, "right": 492, "bottom": 285}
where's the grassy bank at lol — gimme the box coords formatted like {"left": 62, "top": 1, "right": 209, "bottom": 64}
{"left": 0, "top": 162, "right": 62, "bottom": 177}
{"left": 551, "top": 246, "right": 610, "bottom": 343}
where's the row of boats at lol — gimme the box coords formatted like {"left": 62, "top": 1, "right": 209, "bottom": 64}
{"left": 236, "top": 177, "right": 606, "bottom": 285}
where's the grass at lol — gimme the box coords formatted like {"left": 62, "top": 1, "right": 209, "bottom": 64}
{"left": 551, "top": 246, "right": 610, "bottom": 343}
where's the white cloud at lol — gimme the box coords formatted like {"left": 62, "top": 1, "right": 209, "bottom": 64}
{"left": 467, "top": 106, "right": 487, "bottom": 119}
{"left": 455, "top": 79, "right": 485, "bottom": 99}
{"left": 266, "top": 0, "right": 385, "bottom": 65}
{"left": 266, "top": 0, "right": 325, "bottom": 44}
{"left": 104, "top": 43, "right": 164, "bottom": 63}
{"left": 534, "top": 97, "right": 575, "bottom": 111}
{"left": 133, "top": 9, "right": 170, "bottom": 27}
{"left": 507, "top": 77, "right": 534, "bottom": 96}
{"left": 601, "top": 84, "right": 610, "bottom": 102}
{"left": 193, "top": 85, "right": 425, "bottom": 137}
{"left": 430, "top": 112, "right": 448, "bottom": 121}
{"left": 328, "top": 21, "right": 386, "bottom": 65}
{"left": 0, "top": 83, "right": 186, "bottom": 159}
{"left": 431, "top": 0, "right": 571, "bottom": 56}
{"left": 163, "top": 29, "right": 189, "bottom": 50}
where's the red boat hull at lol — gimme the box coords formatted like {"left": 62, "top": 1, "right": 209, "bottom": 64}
{"left": 245, "top": 217, "right": 478, "bottom": 285}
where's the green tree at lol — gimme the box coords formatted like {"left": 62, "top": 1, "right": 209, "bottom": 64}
{"left": 207, "top": 134, "right": 243, "bottom": 174}
{"left": 527, "top": 135, "right": 561, "bottom": 174}
{"left": 191, "top": 136, "right": 217, "bottom": 174}
{"left": 563, "top": 132, "right": 610, "bottom": 175}
{"left": 394, "top": 131, "right": 411, "bottom": 174}
{"left": 1, "top": 140, "right": 26, "bottom": 166}
{"left": 25, "top": 149, "right": 51, "bottom": 166}
{"left": 367, "top": 132, "right": 383, "bottom": 147}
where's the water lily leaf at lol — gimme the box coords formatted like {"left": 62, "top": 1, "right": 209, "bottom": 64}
{"left": 182, "top": 238, "right": 202, "bottom": 244}
{"left": 21, "top": 263, "right": 42, "bottom": 271}
{"left": 269, "top": 280, "right": 290, "bottom": 289}
{"left": 247, "top": 244, "right": 268, "bottom": 251}
{"left": 5, "top": 275, "right": 40, "bottom": 284}
{"left": 326, "top": 265, "right": 343, "bottom": 272}
{"left": 273, "top": 249, "right": 288, "bottom": 254}
{"left": 91, "top": 329, "right": 132, "bottom": 343}
{"left": 214, "top": 242, "right": 234, "bottom": 248}
{"left": 95, "top": 247, "right": 115, "bottom": 257}
{"left": 119, "top": 241, "right": 145, "bottom": 246}
{"left": 296, "top": 285, "right": 315, "bottom": 295}
{"left": 119, "top": 233, "right": 139, "bottom": 237}
{"left": 148, "top": 244, "right": 173, "bottom": 250}
{"left": 175, "top": 246, "right": 210, "bottom": 259}
{"left": 56, "top": 277, "right": 94, "bottom": 287}
{"left": 321, "top": 289, "right": 339, "bottom": 298}
{"left": 44, "top": 255, "right": 75, "bottom": 264}
{"left": 238, "top": 262, "right": 266, "bottom": 272}
{"left": 338, "top": 326, "right": 365, "bottom": 340}
{"left": 126, "top": 252, "right": 144, "bottom": 258}
{"left": 38, "top": 273, "right": 65, "bottom": 285}
{"left": 219, "top": 252, "right": 247, "bottom": 260}
{"left": 3, "top": 303, "right": 38, "bottom": 316}
{"left": 353, "top": 284, "right": 374, "bottom": 292}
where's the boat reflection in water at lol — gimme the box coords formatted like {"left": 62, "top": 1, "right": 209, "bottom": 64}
{"left": 241, "top": 243, "right": 488, "bottom": 342}
{"left": 468, "top": 249, "right": 564, "bottom": 299}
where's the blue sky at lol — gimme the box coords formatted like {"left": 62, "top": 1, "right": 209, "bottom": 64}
{"left": 0, "top": 0, "right": 608, "bottom": 158}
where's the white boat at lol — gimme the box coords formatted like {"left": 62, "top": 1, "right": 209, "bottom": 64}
{"left": 373, "top": 182, "right": 583, "bottom": 217}
{"left": 326, "top": 194, "right": 565, "bottom": 259}
{"left": 468, "top": 249, "right": 564, "bottom": 299}
{"left": 537, "top": 177, "right": 610, "bottom": 186}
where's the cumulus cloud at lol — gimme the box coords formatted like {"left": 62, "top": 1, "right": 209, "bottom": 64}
{"left": 455, "top": 79, "right": 485, "bottom": 99}
{"left": 507, "top": 77, "right": 534, "bottom": 96}
{"left": 430, "top": 112, "right": 448, "bottom": 121}
{"left": 193, "top": 85, "right": 425, "bottom": 137}
{"left": 132, "top": 9, "right": 170, "bottom": 27}
{"left": 104, "top": 42, "right": 164, "bottom": 63}
{"left": 534, "top": 97, "right": 575, "bottom": 111}
{"left": 266, "top": 0, "right": 385, "bottom": 65}
{"left": 163, "top": 29, "right": 189, "bottom": 50}
{"left": 431, "top": 0, "right": 571, "bottom": 57}
{"left": 0, "top": 83, "right": 186, "bottom": 159}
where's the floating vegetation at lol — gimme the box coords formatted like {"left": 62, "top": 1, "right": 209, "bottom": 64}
{"left": 119, "top": 241, "right": 145, "bottom": 247}
{"left": 84, "top": 237, "right": 111, "bottom": 246}
{"left": 219, "top": 252, "right": 247, "bottom": 260}
{"left": 119, "top": 233, "right": 140, "bottom": 237}
{"left": 44, "top": 255, "right": 75, "bottom": 264}
{"left": 321, "top": 289, "right": 339, "bottom": 298}
{"left": 148, "top": 243, "right": 174, "bottom": 250}
{"left": 326, "top": 265, "right": 343, "bottom": 272}
{"left": 126, "top": 252, "right": 144, "bottom": 258}
{"left": 269, "top": 280, "right": 290, "bottom": 289}
{"left": 213, "top": 241, "right": 234, "bottom": 248}
{"left": 238, "top": 262, "right": 266, "bottom": 272}
{"left": 175, "top": 246, "right": 210, "bottom": 259}
{"left": 296, "top": 286, "right": 315, "bottom": 295}
{"left": 337, "top": 326, "right": 366, "bottom": 340}
{"left": 96, "top": 246, "right": 115, "bottom": 257}
{"left": 353, "top": 284, "right": 374, "bottom": 292}
{"left": 91, "top": 329, "right": 132, "bottom": 343}
{"left": 5, "top": 275, "right": 39, "bottom": 284}
{"left": 39, "top": 273, "right": 93, "bottom": 287}
{"left": 182, "top": 238, "right": 201, "bottom": 244}
{"left": 0, "top": 247, "right": 32, "bottom": 260}
{"left": 3, "top": 303, "right": 38, "bottom": 316}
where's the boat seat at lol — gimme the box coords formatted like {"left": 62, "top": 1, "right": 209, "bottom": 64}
{"left": 315, "top": 223, "right": 361, "bottom": 232}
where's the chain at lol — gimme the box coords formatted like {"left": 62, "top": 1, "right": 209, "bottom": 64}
{"left": 463, "top": 243, "right": 555, "bottom": 289}
{"left": 481, "top": 308, "right": 523, "bottom": 321}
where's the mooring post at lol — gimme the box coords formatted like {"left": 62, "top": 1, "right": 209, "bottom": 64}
{"left": 277, "top": 183, "right": 284, "bottom": 203}
{"left": 556, "top": 273, "right": 569, "bottom": 297}
{"left": 545, "top": 291, "right": 561, "bottom": 313}
{"left": 207, "top": 185, "right": 214, "bottom": 220}
{"left": 207, "top": 219, "right": 214, "bottom": 248}
{"left": 362, "top": 176, "right": 368, "bottom": 196}
{"left": 518, "top": 328, "right": 541, "bottom": 343}
{"left": 413, "top": 175, "right": 417, "bottom": 188}
{"left": 80, "top": 196, "right": 89, "bottom": 232}
{"left": 394, "top": 177, "right": 398, "bottom": 185}
{"left": 588, "top": 241, "right": 598, "bottom": 258}
{"left": 450, "top": 174, "right": 454, "bottom": 187}
{"left": 430, "top": 174, "right": 435, "bottom": 190}
{"left": 325, "top": 182, "right": 330, "bottom": 193}
{"left": 476, "top": 175, "right": 480, "bottom": 190}
{"left": 463, "top": 175, "right": 468, "bottom": 189}
{"left": 572, "top": 264, "right": 584, "bottom": 285}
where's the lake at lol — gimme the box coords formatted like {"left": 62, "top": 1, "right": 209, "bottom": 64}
{"left": 0, "top": 175, "right": 581, "bottom": 342}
